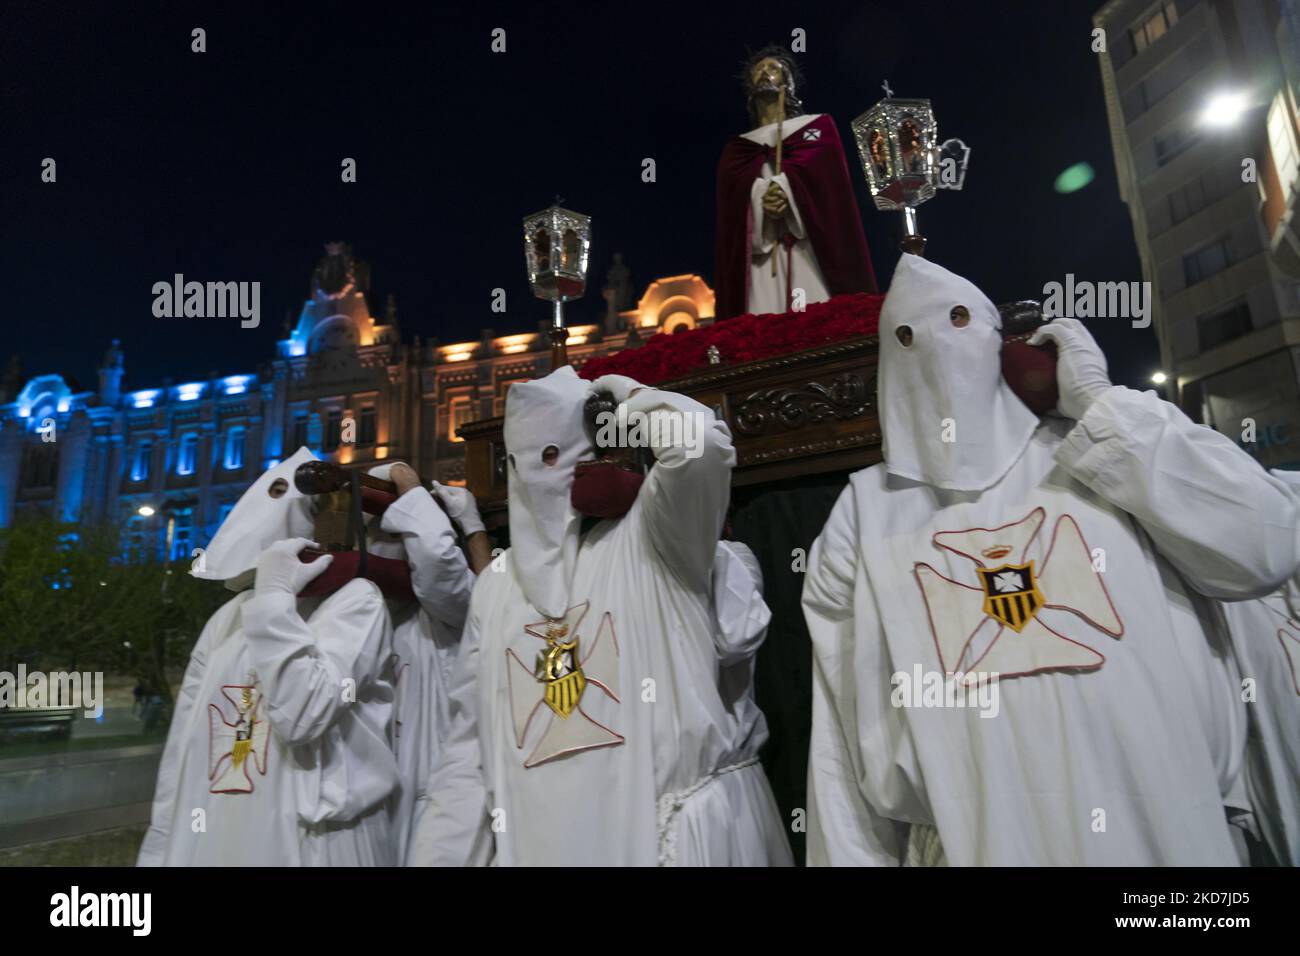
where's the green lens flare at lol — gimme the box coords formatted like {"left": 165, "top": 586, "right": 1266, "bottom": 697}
{"left": 1054, "top": 162, "right": 1095, "bottom": 194}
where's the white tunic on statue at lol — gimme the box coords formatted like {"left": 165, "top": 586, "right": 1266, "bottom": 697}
{"left": 411, "top": 380, "right": 790, "bottom": 866}
{"left": 378, "top": 486, "right": 473, "bottom": 865}
{"left": 804, "top": 388, "right": 1299, "bottom": 865}
{"left": 743, "top": 113, "right": 830, "bottom": 316}
{"left": 137, "top": 580, "right": 398, "bottom": 866}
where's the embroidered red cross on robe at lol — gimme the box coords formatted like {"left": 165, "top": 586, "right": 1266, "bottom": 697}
{"left": 914, "top": 508, "right": 1124, "bottom": 682}
{"left": 505, "top": 601, "right": 624, "bottom": 768}
{"left": 207, "top": 682, "right": 271, "bottom": 793}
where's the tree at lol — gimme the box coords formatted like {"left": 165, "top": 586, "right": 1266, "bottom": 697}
{"left": 0, "top": 515, "right": 225, "bottom": 708}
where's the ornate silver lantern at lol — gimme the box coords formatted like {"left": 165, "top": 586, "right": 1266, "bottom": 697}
{"left": 523, "top": 200, "right": 591, "bottom": 367}
{"left": 851, "top": 83, "right": 968, "bottom": 255}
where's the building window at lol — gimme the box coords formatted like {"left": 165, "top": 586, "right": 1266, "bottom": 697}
{"left": 170, "top": 507, "right": 194, "bottom": 562}
{"left": 1268, "top": 95, "right": 1299, "bottom": 201}
{"left": 176, "top": 433, "right": 198, "bottom": 476}
{"left": 1131, "top": 1, "right": 1178, "bottom": 53}
{"left": 1197, "top": 300, "right": 1253, "bottom": 351}
{"left": 291, "top": 413, "right": 309, "bottom": 451}
{"left": 495, "top": 378, "right": 529, "bottom": 416}
{"left": 1154, "top": 126, "right": 1198, "bottom": 167}
{"left": 359, "top": 405, "right": 377, "bottom": 445}
{"left": 21, "top": 446, "right": 59, "bottom": 488}
{"left": 1168, "top": 177, "right": 1204, "bottom": 225}
{"left": 449, "top": 396, "right": 473, "bottom": 442}
{"left": 224, "top": 426, "right": 246, "bottom": 470}
{"left": 125, "top": 515, "right": 146, "bottom": 561}
{"left": 325, "top": 409, "right": 342, "bottom": 450}
{"left": 131, "top": 442, "right": 152, "bottom": 482}
{"left": 1183, "top": 236, "right": 1232, "bottom": 286}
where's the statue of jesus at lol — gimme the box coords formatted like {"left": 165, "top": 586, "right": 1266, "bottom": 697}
{"left": 714, "top": 47, "right": 878, "bottom": 319}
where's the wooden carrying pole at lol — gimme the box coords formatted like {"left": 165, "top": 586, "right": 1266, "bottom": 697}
{"left": 771, "top": 87, "right": 785, "bottom": 277}
{"left": 550, "top": 301, "right": 569, "bottom": 368}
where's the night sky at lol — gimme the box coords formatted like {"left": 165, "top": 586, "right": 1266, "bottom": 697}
{"left": 1, "top": 0, "right": 1158, "bottom": 395}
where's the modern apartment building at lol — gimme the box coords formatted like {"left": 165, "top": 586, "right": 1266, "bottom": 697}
{"left": 1095, "top": 0, "right": 1300, "bottom": 468}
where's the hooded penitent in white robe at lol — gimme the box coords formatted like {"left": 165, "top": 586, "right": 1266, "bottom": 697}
{"left": 410, "top": 367, "right": 790, "bottom": 866}
{"left": 368, "top": 464, "right": 473, "bottom": 865}
{"left": 803, "top": 255, "right": 1299, "bottom": 866}
{"left": 137, "top": 448, "right": 399, "bottom": 866}
{"left": 743, "top": 114, "right": 830, "bottom": 316}
{"left": 1218, "top": 467, "right": 1300, "bottom": 865}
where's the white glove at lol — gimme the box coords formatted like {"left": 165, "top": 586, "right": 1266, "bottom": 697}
{"left": 589, "top": 374, "right": 645, "bottom": 405}
{"left": 431, "top": 481, "right": 486, "bottom": 537}
{"left": 1027, "top": 318, "right": 1112, "bottom": 421}
{"left": 254, "top": 537, "right": 333, "bottom": 596}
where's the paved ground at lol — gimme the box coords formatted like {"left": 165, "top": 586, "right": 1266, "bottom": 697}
{"left": 1, "top": 671, "right": 175, "bottom": 755}
{"left": 0, "top": 824, "right": 146, "bottom": 867}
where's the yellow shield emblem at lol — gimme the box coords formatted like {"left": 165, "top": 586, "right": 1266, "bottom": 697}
{"left": 535, "top": 638, "right": 586, "bottom": 719}
{"left": 976, "top": 561, "right": 1044, "bottom": 633}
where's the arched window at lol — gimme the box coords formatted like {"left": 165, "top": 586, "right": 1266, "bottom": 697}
{"left": 176, "top": 433, "right": 198, "bottom": 476}
{"left": 224, "top": 426, "right": 246, "bottom": 470}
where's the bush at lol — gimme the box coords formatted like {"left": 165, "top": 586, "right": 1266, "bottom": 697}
{"left": 0, "top": 516, "right": 226, "bottom": 709}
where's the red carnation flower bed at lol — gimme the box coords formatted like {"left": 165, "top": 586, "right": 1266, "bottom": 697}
{"left": 579, "top": 293, "right": 883, "bottom": 385}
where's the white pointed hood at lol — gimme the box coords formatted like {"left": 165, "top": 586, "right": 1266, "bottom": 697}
{"left": 503, "top": 366, "right": 592, "bottom": 619}
{"left": 194, "top": 446, "right": 318, "bottom": 585}
{"left": 878, "top": 254, "right": 1038, "bottom": 492}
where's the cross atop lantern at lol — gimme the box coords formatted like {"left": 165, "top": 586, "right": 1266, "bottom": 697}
{"left": 523, "top": 200, "right": 592, "bottom": 368}
{"left": 851, "top": 83, "right": 968, "bottom": 255}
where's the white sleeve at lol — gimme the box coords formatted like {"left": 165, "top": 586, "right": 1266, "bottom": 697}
{"left": 136, "top": 599, "right": 234, "bottom": 866}
{"left": 630, "top": 386, "right": 736, "bottom": 593}
{"left": 803, "top": 487, "right": 908, "bottom": 866}
{"left": 381, "top": 487, "right": 473, "bottom": 632}
{"left": 241, "top": 580, "right": 390, "bottom": 748}
{"left": 1056, "top": 386, "right": 1300, "bottom": 599}
{"left": 409, "top": 595, "right": 493, "bottom": 866}
{"left": 712, "top": 541, "right": 771, "bottom": 666}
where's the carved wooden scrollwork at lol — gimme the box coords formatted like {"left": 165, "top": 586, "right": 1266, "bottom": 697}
{"left": 732, "top": 373, "right": 874, "bottom": 436}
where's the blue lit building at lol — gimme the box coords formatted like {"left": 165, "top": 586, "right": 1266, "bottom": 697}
{"left": 0, "top": 243, "right": 714, "bottom": 560}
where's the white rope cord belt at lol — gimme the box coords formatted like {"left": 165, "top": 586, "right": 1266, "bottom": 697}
{"left": 655, "top": 756, "right": 761, "bottom": 867}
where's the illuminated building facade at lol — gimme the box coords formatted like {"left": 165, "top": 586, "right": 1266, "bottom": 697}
{"left": 1095, "top": 0, "right": 1300, "bottom": 468}
{"left": 0, "top": 244, "right": 716, "bottom": 559}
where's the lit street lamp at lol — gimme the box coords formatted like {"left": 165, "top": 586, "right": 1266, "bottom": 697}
{"left": 1200, "top": 91, "right": 1248, "bottom": 128}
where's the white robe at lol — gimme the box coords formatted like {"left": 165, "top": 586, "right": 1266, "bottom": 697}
{"left": 743, "top": 113, "right": 830, "bottom": 316}
{"left": 411, "top": 388, "right": 790, "bottom": 866}
{"left": 1219, "top": 572, "right": 1300, "bottom": 865}
{"left": 712, "top": 541, "right": 773, "bottom": 767}
{"left": 379, "top": 487, "right": 473, "bottom": 865}
{"left": 710, "top": 540, "right": 793, "bottom": 864}
{"left": 804, "top": 386, "right": 1299, "bottom": 866}
{"left": 137, "top": 579, "right": 398, "bottom": 866}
